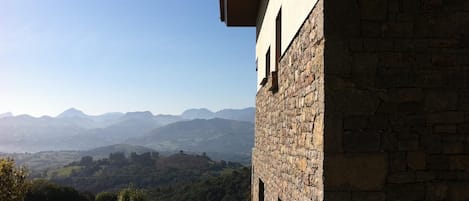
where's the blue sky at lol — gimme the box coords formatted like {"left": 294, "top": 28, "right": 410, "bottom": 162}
{"left": 0, "top": 0, "right": 256, "bottom": 117}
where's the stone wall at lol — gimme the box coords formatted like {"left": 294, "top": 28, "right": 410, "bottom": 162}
{"left": 324, "top": 0, "right": 469, "bottom": 200}
{"left": 252, "top": 1, "right": 325, "bottom": 200}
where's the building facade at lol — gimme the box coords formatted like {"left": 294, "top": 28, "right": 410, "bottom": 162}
{"left": 220, "top": 0, "right": 469, "bottom": 200}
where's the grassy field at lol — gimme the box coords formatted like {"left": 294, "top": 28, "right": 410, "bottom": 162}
{"left": 48, "top": 165, "right": 82, "bottom": 178}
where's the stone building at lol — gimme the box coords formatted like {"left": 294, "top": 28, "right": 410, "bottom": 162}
{"left": 220, "top": 0, "right": 469, "bottom": 200}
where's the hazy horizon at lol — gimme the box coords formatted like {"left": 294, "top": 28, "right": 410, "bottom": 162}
{"left": 0, "top": 106, "right": 255, "bottom": 118}
{"left": 0, "top": 0, "right": 256, "bottom": 117}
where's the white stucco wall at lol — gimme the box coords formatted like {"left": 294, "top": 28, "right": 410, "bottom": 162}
{"left": 256, "top": 0, "right": 319, "bottom": 90}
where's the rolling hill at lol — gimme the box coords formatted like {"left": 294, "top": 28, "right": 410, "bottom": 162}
{"left": 127, "top": 118, "right": 254, "bottom": 156}
{"left": 0, "top": 107, "right": 255, "bottom": 156}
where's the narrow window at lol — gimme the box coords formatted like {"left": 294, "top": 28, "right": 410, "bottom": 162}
{"left": 260, "top": 48, "right": 270, "bottom": 86}
{"left": 256, "top": 59, "right": 258, "bottom": 72}
{"left": 259, "top": 179, "right": 265, "bottom": 201}
{"left": 266, "top": 48, "right": 271, "bottom": 78}
{"left": 275, "top": 8, "right": 282, "bottom": 67}
{"left": 269, "top": 9, "right": 281, "bottom": 93}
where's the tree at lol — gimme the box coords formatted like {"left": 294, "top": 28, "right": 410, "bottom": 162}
{"left": 80, "top": 156, "right": 93, "bottom": 166}
{"left": 220, "top": 160, "right": 227, "bottom": 168}
{"left": 0, "top": 158, "right": 28, "bottom": 201}
{"left": 118, "top": 185, "right": 146, "bottom": 201}
{"left": 151, "top": 152, "right": 159, "bottom": 160}
{"left": 109, "top": 153, "right": 127, "bottom": 166}
{"left": 95, "top": 192, "right": 118, "bottom": 201}
{"left": 25, "top": 179, "right": 93, "bottom": 201}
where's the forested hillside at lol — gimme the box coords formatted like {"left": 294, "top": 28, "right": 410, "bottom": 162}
{"left": 38, "top": 152, "right": 248, "bottom": 196}
{"left": 1, "top": 152, "right": 251, "bottom": 201}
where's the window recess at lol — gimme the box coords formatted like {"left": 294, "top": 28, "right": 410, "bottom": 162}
{"left": 260, "top": 47, "right": 271, "bottom": 86}
{"left": 269, "top": 9, "right": 281, "bottom": 93}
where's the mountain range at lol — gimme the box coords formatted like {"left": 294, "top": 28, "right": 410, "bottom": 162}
{"left": 0, "top": 107, "right": 255, "bottom": 158}
{"left": 0, "top": 112, "right": 13, "bottom": 118}
{"left": 128, "top": 118, "right": 254, "bottom": 155}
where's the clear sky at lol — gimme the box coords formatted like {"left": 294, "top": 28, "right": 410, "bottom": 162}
{"left": 0, "top": 0, "right": 256, "bottom": 117}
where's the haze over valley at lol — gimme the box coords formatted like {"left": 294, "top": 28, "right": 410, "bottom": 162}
{"left": 0, "top": 107, "right": 255, "bottom": 161}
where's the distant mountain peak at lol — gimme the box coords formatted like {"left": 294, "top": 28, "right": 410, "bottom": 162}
{"left": 123, "top": 111, "right": 154, "bottom": 119}
{"left": 57, "top": 108, "right": 88, "bottom": 118}
{"left": 0, "top": 112, "right": 13, "bottom": 118}
{"left": 181, "top": 108, "right": 214, "bottom": 120}
{"left": 181, "top": 107, "right": 254, "bottom": 122}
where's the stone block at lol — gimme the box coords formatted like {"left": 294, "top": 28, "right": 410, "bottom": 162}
{"left": 376, "top": 67, "right": 416, "bottom": 88}
{"left": 361, "top": 21, "right": 384, "bottom": 37}
{"left": 397, "top": 131, "right": 419, "bottom": 141}
{"left": 429, "top": 38, "right": 460, "bottom": 48}
{"left": 422, "top": 0, "right": 443, "bottom": 9}
{"left": 390, "top": 114, "right": 426, "bottom": 127}
{"left": 458, "top": 171, "right": 469, "bottom": 180}
{"left": 326, "top": 75, "right": 356, "bottom": 90}
{"left": 422, "top": 134, "right": 442, "bottom": 153}
{"left": 325, "top": 154, "right": 387, "bottom": 190}
{"left": 298, "top": 158, "right": 308, "bottom": 172}
{"left": 351, "top": 191, "right": 385, "bottom": 201}
{"left": 401, "top": 0, "right": 420, "bottom": 12}
{"left": 352, "top": 53, "right": 377, "bottom": 87}
{"left": 343, "top": 130, "right": 381, "bottom": 152}
{"left": 325, "top": 191, "right": 351, "bottom": 201}
{"left": 437, "top": 172, "right": 460, "bottom": 181}
{"left": 328, "top": 89, "right": 380, "bottom": 115}
{"left": 363, "top": 38, "right": 393, "bottom": 51}
{"left": 408, "top": 151, "right": 426, "bottom": 170}
{"left": 324, "top": 113, "right": 344, "bottom": 153}
{"left": 431, "top": 53, "right": 459, "bottom": 67}
{"left": 388, "top": 0, "right": 399, "bottom": 13}
{"left": 449, "top": 155, "right": 469, "bottom": 170}
{"left": 344, "top": 115, "right": 368, "bottom": 130}
{"left": 443, "top": 142, "right": 464, "bottom": 154}
{"left": 424, "top": 90, "right": 458, "bottom": 112}
{"left": 416, "top": 171, "right": 436, "bottom": 182}
{"left": 427, "top": 155, "right": 449, "bottom": 170}
{"left": 398, "top": 140, "right": 419, "bottom": 151}
{"left": 386, "top": 184, "right": 425, "bottom": 201}
{"left": 381, "top": 131, "right": 398, "bottom": 151}
{"left": 448, "top": 183, "right": 469, "bottom": 201}
{"left": 458, "top": 91, "right": 469, "bottom": 111}
{"left": 324, "top": 0, "right": 360, "bottom": 37}
{"left": 325, "top": 38, "right": 352, "bottom": 75}
{"left": 358, "top": 0, "right": 387, "bottom": 20}
{"left": 387, "top": 172, "right": 415, "bottom": 183}
{"left": 434, "top": 125, "right": 457, "bottom": 134}
{"left": 428, "top": 112, "right": 465, "bottom": 124}
{"left": 382, "top": 22, "right": 414, "bottom": 37}
{"left": 378, "top": 52, "right": 415, "bottom": 68}
{"left": 313, "top": 113, "right": 324, "bottom": 149}
{"left": 426, "top": 182, "right": 448, "bottom": 201}
{"left": 349, "top": 38, "right": 363, "bottom": 51}
{"left": 415, "top": 70, "right": 448, "bottom": 88}
{"left": 446, "top": 0, "right": 469, "bottom": 11}
{"left": 386, "top": 88, "right": 423, "bottom": 103}
{"left": 368, "top": 115, "right": 389, "bottom": 129}
{"left": 394, "top": 39, "right": 416, "bottom": 52}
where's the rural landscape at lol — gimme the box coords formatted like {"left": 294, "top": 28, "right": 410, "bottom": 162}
{"left": 0, "top": 107, "right": 254, "bottom": 200}
{"left": 4, "top": 0, "right": 469, "bottom": 200}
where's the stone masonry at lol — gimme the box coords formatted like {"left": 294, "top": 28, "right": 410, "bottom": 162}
{"left": 324, "top": 0, "right": 469, "bottom": 200}
{"left": 253, "top": 0, "right": 469, "bottom": 200}
{"left": 253, "top": 1, "right": 324, "bottom": 200}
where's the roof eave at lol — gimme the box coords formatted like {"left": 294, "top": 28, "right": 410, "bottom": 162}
{"left": 219, "top": 0, "right": 259, "bottom": 27}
